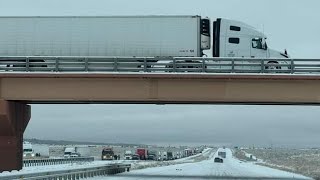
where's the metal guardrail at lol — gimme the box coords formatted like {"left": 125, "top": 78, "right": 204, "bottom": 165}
{"left": 0, "top": 163, "right": 131, "bottom": 180}
{"left": 23, "top": 157, "right": 94, "bottom": 167}
{"left": 0, "top": 56, "right": 319, "bottom": 74}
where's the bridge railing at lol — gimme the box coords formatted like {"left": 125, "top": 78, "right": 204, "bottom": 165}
{"left": 0, "top": 56, "right": 319, "bottom": 74}
{"left": 23, "top": 157, "right": 94, "bottom": 167}
{"left": 0, "top": 163, "right": 131, "bottom": 180}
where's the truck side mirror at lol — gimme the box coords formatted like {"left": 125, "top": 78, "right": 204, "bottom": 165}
{"left": 261, "top": 38, "right": 267, "bottom": 50}
{"left": 262, "top": 42, "right": 267, "bottom": 50}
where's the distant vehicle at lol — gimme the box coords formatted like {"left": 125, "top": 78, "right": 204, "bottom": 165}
{"left": 147, "top": 150, "right": 157, "bottom": 161}
{"left": 64, "top": 147, "right": 81, "bottom": 158}
{"left": 176, "top": 151, "right": 182, "bottom": 159}
{"left": 167, "top": 152, "right": 174, "bottom": 160}
{"left": 23, "top": 142, "right": 35, "bottom": 158}
{"left": 147, "top": 154, "right": 156, "bottom": 161}
{"left": 162, "top": 151, "right": 168, "bottom": 161}
{"left": 131, "top": 154, "right": 140, "bottom": 160}
{"left": 101, "top": 147, "right": 115, "bottom": 160}
{"left": 124, "top": 150, "right": 133, "bottom": 160}
{"left": 157, "top": 151, "right": 162, "bottom": 161}
{"left": 194, "top": 148, "right": 200, "bottom": 154}
{"left": 184, "top": 149, "right": 193, "bottom": 157}
{"left": 214, "top": 157, "right": 223, "bottom": 163}
{"left": 136, "top": 148, "right": 148, "bottom": 160}
{"left": 218, "top": 151, "right": 227, "bottom": 158}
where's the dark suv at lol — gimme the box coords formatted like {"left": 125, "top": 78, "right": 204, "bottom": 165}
{"left": 214, "top": 157, "right": 223, "bottom": 163}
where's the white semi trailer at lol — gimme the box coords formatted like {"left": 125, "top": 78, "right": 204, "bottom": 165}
{"left": 0, "top": 15, "right": 288, "bottom": 68}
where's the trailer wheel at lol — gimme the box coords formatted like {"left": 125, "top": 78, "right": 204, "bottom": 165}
{"left": 165, "top": 61, "right": 205, "bottom": 72}
{"left": 137, "top": 60, "right": 155, "bottom": 72}
{"left": 5, "top": 60, "right": 47, "bottom": 71}
{"left": 265, "top": 61, "right": 281, "bottom": 70}
{"left": 5, "top": 60, "right": 24, "bottom": 71}
{"left": 183, "top": 61, "right": 206, "bottom": 72}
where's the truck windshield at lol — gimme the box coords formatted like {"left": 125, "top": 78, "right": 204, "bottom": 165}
{"left": 102, "top": 150, "right": 114, "bottom": 155}
{"left": 23, "top": 149, "right": 32, "bottom": 152}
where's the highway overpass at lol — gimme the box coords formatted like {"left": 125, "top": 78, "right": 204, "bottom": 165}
{"left": 1, "top": 57, "right": 320, "bottom": 172}
{"left": 0, "top": 73, "right": 320, "bottom": 104}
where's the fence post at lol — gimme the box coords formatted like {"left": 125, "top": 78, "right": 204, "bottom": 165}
{"left": 85, "top": 58, "right": 88, "bottom": 72}
{"left": 26, "top": 57, "right": 30, "bottom": 72}
{"left": 231, "top": 58, "right": 235, "bottom": 73}
{"left": 290, "top": 59, "right": 294, "bottom": 74}
{"left": 173, "top": 58, "right": 176, "bottom": 72}
{"left": 202, "top": 59, "right": 206, "bottom": 73}
{"left": 114, "top": 57, "right": 118, "bottom": 72}
{"left": 261, "top": 60, "right": 265, "bottom": 73}
{"left": 55, "top": 58, "right": 59, "bottom": 72}
{"left": 144, "top": 58, "right": 147, "bottom": 72}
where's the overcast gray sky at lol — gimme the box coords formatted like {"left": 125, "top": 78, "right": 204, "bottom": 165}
{"left": 26, "top": 105, "right": 320, "bottom": 148}
{"left": 1, "top": 0, "right": 319, "bottom": 147}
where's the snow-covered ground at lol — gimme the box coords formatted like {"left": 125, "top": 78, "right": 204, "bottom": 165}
{"left": 1, "top": 148, "right": 311, "bottom": 179}
{"left": 0, "top": 161, "right": 116, "bottom": 177}
{"left": 0, "top": 148, "right": 214, "bottom": 178}
{"left": 89, "top": 148, "right": 311, "bottom": 180}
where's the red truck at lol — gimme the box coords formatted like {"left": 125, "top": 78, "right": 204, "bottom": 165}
{"left": 136, "top": 148, "right": 148, "bottom": 160}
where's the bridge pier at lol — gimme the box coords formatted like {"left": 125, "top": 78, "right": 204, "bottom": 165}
{"left": 0, "top": 100, "right": 31, "bottom": 172}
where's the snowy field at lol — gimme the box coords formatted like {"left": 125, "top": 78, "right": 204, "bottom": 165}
{"left": 89, "top": 148, "right": 311, "bottom": 180}
{"left": 239, "top": 148, "right": 320, "bottom": 179}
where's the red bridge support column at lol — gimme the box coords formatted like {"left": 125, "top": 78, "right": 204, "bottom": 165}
{"left": 0, "top": 100, "right": 31, "bottom": 172}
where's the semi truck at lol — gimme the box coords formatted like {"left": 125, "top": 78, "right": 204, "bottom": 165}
{"left": 101, "top": 147, "right": 115, "bottom": 160}
{"left": 218, "top": 151, "right": 227, "bottom": 158}
{"left": 162, "top": 151, "right": 168, "bottom": 161}
{"left": 64, "top": 147, "right": 81, "bottom": 158}
{"left": 0, "top": 15, "right": 288, "bottom": 70}
{"left": 136, "top": 148, "right": 148, "bottom": 160}
{"left": 184, "top": 148, "right": 193, "bottom": 157}
{"left": 124, "top": 150, "right": 133, "bottom": 160}
{"left": 167, "top": 152, "right": 174, "bottom": 160}
{"left": 147, "top": 150, "right": 157, "bottom": 161}
{"left": 23, "top": 142, "right": 35, "bottom": 158}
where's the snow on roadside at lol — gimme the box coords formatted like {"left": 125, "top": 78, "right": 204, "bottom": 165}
{"left": 90, "top": 148, "right": 311, "bottom": 180}
{"left": 0, "top": 148, "right": 215, "bottom": 178}
{"left": 130, "top": 148, "right": 215, "bottom": 170}
{"left": 0, "top": 160, "right": 122, "bottom": 177}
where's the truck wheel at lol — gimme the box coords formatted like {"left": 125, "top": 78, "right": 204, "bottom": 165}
{"left": 187, "top": 61, "right": 205, "bottom": 72}
{"left": 265, "top": 61, "right": 281, "bottom": 70}
{"left": 5, "top": 64, "right": 11, "bottom": 71}
{"left": 5, "top": 60, "right": 47, "bottom": 71}
{"left": 4, "top": 60, "right": 21, "bottom": 70}
{"left": 165, "top": 64, "right": 174, "bottom": 72}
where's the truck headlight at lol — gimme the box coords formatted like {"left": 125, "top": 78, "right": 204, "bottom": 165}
{"left": 103, "top": 156, "right": 106, "bottom": 159}
{"left": 32, "top": 154, "right": 35, "bottom": 157}
{"left": 23, "top": 154, "right": 26, "bottom": 157}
